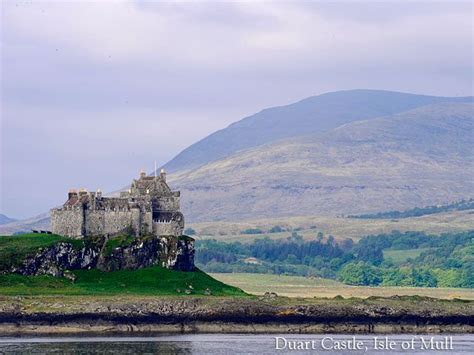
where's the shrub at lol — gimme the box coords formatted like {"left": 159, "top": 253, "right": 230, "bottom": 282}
{"left": 184, "top": 228, "right": 196, "bottom": 235}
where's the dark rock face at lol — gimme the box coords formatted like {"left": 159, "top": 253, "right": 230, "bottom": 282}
{"left": 97, "top": 237, "right": 195, "bottom": 272}
{"left": 12, "top": 236, "right": 194, "bottom": 277}
{"left": 12, "top": 243, "right": 101, "bottom": 277}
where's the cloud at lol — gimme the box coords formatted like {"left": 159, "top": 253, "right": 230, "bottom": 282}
{"left": 1, "top": 0, "right": 473, "bottom": 218}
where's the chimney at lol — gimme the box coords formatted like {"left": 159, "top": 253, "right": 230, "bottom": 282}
{"left": 140, "top": 169, "right": 146, "bottom": 179}
{"left": 97, "top": 188, "right": 102, "bottom": 198}
{"left": 68, "top": 189, "right": 78, "bottom": 199}
{"left": 160, "top": 168, "right": 166, "bottom": 182}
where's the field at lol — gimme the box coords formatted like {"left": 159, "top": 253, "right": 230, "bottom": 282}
{"left": 189, "top": 210, "right": 474, "bottom": 243}
{"left": 383, "top": 248, "right": 434, "bottom": 264}
{"left": 0, "top": 267, "right": 246, "bottom": 297}
{"left": 210, "top": 273, "right": 474, "bottom": 300}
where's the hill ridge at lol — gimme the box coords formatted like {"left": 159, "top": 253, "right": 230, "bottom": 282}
{"left": 162, "top": 90, "right": 473, "bottom": 173}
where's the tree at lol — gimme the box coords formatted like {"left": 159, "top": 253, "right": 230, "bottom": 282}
{"left": 327, "top": 235, "right": 335, "bottom": 246}
{"left": 410, "top": 268, "right": 437, "bottom": 287}
{"left": 269, "top": 226, "right": 284, "bottom": 233}
{"left": 317, "top": 232, "right": 324, "bottom": 242}
{"left": 184, "top": 227, "right": 196, "bottom": 235}
{"left": 340, "top": 239, "right": 354, "bottom": 251}
{"left": 338, "top": 262, "right": 382, "bottom": 286}
{"left": 357, "top": 246, "right": 384, "bottom": 265}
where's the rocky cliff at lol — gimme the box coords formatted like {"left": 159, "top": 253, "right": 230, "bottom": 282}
{"left": 10, "top": 235, "right": 195, "bottom": 278}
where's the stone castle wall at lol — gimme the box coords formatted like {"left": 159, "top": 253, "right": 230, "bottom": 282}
{"left": 153, "top": 221, "right": 182, "bottom": 236}
{"left": 84, "top": 210, "right": 140, "bottom": 237}
{"left": 51, "top": 206, "right": 183, "bottom": 238}
{"left": 51, "top": 173, "right": 184, "bottom": 238}
{"left": 154, "top": 196, "right": 180, "bottom": 211}
{"left": 51, "top": 209, "right": 84, "bottom": 238}
{"left": 141, "top": 211, "right": 153, "bottom": 235}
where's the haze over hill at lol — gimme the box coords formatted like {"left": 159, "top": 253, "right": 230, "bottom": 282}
{"left": 0, "top": 214, "right": 16, "bottom": 225}
{"left": 169, "top": 103, "right": 473, "bottom": 221}
{"left": 1, "top": 90, "right": 473, "bottom": 233}
{"left": 163, "top": 90, "right": 474, "bottom": 173}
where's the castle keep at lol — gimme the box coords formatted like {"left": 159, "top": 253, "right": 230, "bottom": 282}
{"left": 51, "top": 170, "right": 184, "bottom": 238}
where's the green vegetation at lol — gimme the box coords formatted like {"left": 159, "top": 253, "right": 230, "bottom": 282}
{"left": 383, "top": 248, "right": 433, "bottom": 264}
{"left": 350, "top": 199, "right": 474, "bottom": 219}
{"left": 0, "top": 233, "right": 84, "bottom": 270}
{"left": 269, "top": 226, "right": 284, "bottom": 233}
{"left": 210, "top": 273, "right": 474, "bottom": 300}
{"left": 0, "top": 266, "right": 246, "bottom": 296}
{"left": 0, "top": 233, "right": 244, "bottom": 297}
{"left": 241, "top": 228, "right": 264, "bottom": 235}
{"left": 184, "top": 227, "right": 196, "bottom": 235}
{"left": 103, "top": 234, "right": 135, "bottom": 256}
{"left": 196, "top": 230, "right": 474, "bottom": 288}
{"left": 178, "top": 235, "right": 194, "bottom": 242}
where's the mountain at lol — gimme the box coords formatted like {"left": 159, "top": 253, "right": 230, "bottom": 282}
{"left": 168, "top": 103, "right": 474, "bottom": 222}
{"left": 2, "top": 91, "right": 473, "bottom": 234}
{"left": 163, "top": 90, "right": 474, "bottom": 173}
{"left": 0, "top": 212, "right": 49, "bottom": 235}
{"left": 0, "top": 214, "right": 16, "bottom": 225}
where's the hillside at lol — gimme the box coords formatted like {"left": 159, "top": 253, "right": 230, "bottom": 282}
{"left": 0, "top": 214, "right": 16, "bottom": 225}
{"left": 169, "top": 103, "right": 473, "bottom": 221}
{"left": 0, "top": 212, "right": 50, "bottom": 235}
{"left": 163, "top": 90, "right": 473, "bottom": 173}
{"left": 1, "top": 92, "right": 473, "bottom": 234}
{"left": 190, "top": 210, "right": 474, "bottom": 243}
{"left": 350, "top": 198, "right": 474, "bottom": 219}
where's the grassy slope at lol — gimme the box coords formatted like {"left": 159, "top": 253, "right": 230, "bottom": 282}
{"left": 0, "top": 233, "right": 245, "bottom": 297}
{"left": 210, "top": 273, "right": 474, "bottom": 300}
{"left": 0, "top": 267, "right": 246, "bottom": 297}
{"left": 190, "top": 210, "right": 474, "bottom": 243}
{"left": 171, "top": 104, "right": 474, "bottom": 222}
{"left": 383, "top": 248, "right": 434, "bottom": 264}
{"left": 0, "top": 233, "right": 84, "bottom": 270}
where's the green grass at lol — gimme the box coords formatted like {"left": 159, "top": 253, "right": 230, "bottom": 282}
{"left": 103, "top": 234, "right": 135, "bottom": 256}
{"left": 0, "top": 266, "right": 247, "bottom": 297}
{"left": 210, "top": 273, "right": 474, "bottom": 300}
{"left": 383, "top": 248, "right": 434, "bottom": 264}
{"left": 178, "top": 235, "right": 195, "bottom": 242}
{"left": 0, "top": 233, "right": 84, "bottom": 270}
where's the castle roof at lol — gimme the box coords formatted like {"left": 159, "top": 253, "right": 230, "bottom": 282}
{"left": 64, "top": 193, "right": 90, "bottom": 207}
{"left": 130, "top": 175, "right": 173, "bottom": 197}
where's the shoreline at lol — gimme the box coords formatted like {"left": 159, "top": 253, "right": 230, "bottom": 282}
{"left": 0, "top": 321, "right": 472, "bottom": 336}
{"left": 1, "top": 295, "right": 473, "bottom": 335}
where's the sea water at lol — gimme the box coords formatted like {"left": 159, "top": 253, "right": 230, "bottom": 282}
{"left": 0, "top": 334, "right": 472, "bottom": 354}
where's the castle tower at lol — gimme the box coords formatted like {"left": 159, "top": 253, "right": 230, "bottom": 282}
{"left": 52, "top": 170, "right": 183, "bottom": 238}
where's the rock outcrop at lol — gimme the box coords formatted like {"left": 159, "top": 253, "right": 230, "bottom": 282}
{"left": 97, "top": 236, "right": 195, "bottom": 272}
{"left": 10, "top": 235, "right": 194, "bottom": 277}
{"left": 12, "top": 242, "right": 101, "bottom": 277}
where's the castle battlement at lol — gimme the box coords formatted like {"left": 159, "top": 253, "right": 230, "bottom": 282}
{"left": 51, "top": 170, "right": 184, "bottom": 238}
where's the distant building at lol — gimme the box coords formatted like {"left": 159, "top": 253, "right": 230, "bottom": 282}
{"left": 51, "top": 170, "right": 184, "bottom": 238}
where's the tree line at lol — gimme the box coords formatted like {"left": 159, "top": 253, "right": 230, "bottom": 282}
{"left": 349, "top": 199, "right": 474, "bottom": 219}
{"left": 195, "top": 230, "right": 474, "bottom": 288}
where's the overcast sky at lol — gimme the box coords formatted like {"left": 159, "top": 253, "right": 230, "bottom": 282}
{"left": 1, "top": 1, "right": 473, "bottom": 219}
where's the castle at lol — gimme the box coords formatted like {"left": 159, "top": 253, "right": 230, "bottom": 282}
{"left": 51, "top": 169, "right": 184, "bottom": 238}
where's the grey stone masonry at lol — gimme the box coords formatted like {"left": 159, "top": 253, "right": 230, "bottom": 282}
{"left": 51, "top": 170, "right": 184, "bottom": 238}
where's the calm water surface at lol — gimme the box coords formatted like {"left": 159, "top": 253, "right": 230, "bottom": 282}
{"left": 0, "top": 334, "right": 472, "bottom": 354}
